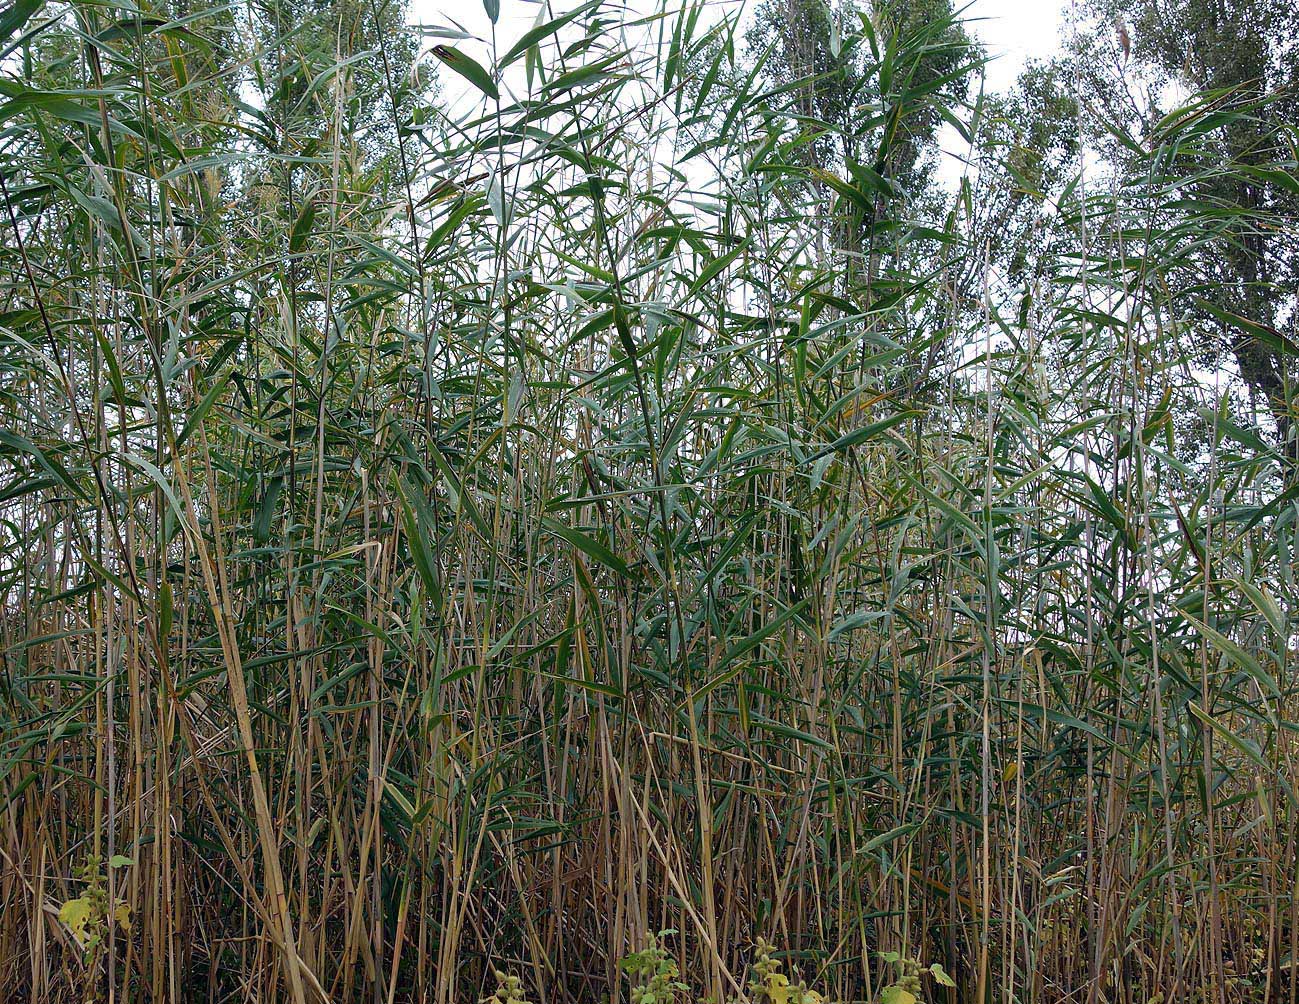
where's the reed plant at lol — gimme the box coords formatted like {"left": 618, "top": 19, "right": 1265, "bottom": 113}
{"left": 1, "top": 1, "right": 1296, "bottom": 1002}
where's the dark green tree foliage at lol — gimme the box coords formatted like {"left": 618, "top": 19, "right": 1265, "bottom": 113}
{"left": 250, "top": 0, "right": 419, "bottom": 157}
{"left": 746, "top": 0, "right": 973, "bottom": 187}
{"left": 975, "top": 61, "right": 1080, "bottom": 285}
{"left": 743, "top": 0, "right": 979, "bottom": 400}
{"left": 1071, "top": 0, "right": 1299, "bottom": 451}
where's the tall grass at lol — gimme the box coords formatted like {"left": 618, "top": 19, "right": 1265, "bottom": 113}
{"left": 1, "top": 1, "right": 1296, "bottom": 1002}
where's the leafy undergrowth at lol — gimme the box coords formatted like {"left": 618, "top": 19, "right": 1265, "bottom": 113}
{"left": 485, "top": 934, "right": 954, "bottom": 1004}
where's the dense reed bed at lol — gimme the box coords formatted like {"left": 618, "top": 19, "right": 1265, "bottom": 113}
{"left": 1, "top": 0, "right": 1296, "bottom": 1001}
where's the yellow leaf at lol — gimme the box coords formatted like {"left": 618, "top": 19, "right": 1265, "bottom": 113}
{"left": 59, "top": 895, "right": 94, "bottom": 944}
{"left": 1002, "top": 760, "right": 1018, "bottom": 783}
{"left": 113, "top": 901, "right": 131, "bottom": 931}
{"left": 929, "top": 962, "right": 955, "bottom": 987}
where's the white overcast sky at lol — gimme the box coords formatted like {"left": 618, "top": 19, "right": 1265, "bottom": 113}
{"left": 407, "top": 0, "right": 1070, "bottom": 189}
{"left": 408, "top": 0, "right": 1068, "bottom": 93}
{"left": 962, "top": 0, "right": 1067, "bottom": 91}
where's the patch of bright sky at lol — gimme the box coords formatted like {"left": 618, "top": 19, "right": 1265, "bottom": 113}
{"left": 408, "top": 0, "right": 1072, "bottom": 199}
{"left": 408, "top": 0, "right": 1068, "bottom": 101}
{"left": 962, "top": 0, "right": 1067, "bottom": 92}
{"left": 934, "top": 0, "right": 1070, "bottom": 185}
{"left": 407, "top": 0, "right": 1074, "bottom": 200}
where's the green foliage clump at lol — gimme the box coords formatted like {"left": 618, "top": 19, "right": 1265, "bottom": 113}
{"left": 621, "top": 931, "right": 691, "bottom": 1004}
{"left": 874, "top": 951, "right": 954, "bottom": 1004}
{"left": 482, "top": 969, "right": 533, "bottom": 1004}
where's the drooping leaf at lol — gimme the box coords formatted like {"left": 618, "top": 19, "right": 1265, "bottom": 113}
{"left": 432, "top": 45, "right": 499, "bottom": 100}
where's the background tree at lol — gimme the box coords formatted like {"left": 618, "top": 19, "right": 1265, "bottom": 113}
{"left": 743, "top": 0, "right": 979, "bottom": 400}
{"left": 1068, "top": 0, "right": 1299, "bottom": 454}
